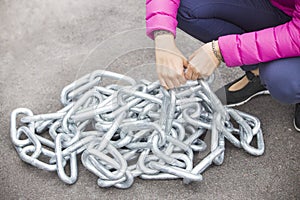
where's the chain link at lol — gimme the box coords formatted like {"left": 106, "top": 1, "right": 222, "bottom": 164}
{"left": 10, "top": 70, "right": 265, "bottom": 188}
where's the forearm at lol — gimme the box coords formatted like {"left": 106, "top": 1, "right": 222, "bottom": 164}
{"left": 146, "top": 0, "right": 180, "bottom": 39}
{"left": 218, "top": 18, "right": 300, "bottom": 66}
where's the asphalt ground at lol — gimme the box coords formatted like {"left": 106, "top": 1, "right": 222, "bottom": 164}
{"left": 0, "top": 1, "right": 299, "bottom": 199}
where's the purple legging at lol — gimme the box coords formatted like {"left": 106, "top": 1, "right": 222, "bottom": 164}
{"left": 176, "top": 0, "right": 300, "bottom": 104}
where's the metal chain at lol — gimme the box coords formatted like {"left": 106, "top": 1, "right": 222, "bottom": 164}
{"left": 10, "top": 70, "right": 265, "bottom": 188}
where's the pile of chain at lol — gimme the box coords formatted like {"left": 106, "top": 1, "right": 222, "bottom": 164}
{"left": 11, "top": 70, "right": 265, "bottom": 189}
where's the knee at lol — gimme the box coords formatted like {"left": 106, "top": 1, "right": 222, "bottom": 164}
{"left": 177, "top": 0, "right": 195, "bottom": 21}
{"left": 177, "top": 0, "right": 218, "bottom": 42}
{"left": 268, "top": 82, "right": 300, "bottom": 104}
{"left": 177, "top": 0, "right": 212, "bottom": 20}
{"left": 260, "top": 59, "right": 300, "bottom": 104}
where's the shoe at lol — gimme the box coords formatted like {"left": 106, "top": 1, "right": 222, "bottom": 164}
{"left": 294, "top": 103, "right": 300, "bottom": 132}
{"left": 215, "top": 71, "right": 270, "bottom": 107}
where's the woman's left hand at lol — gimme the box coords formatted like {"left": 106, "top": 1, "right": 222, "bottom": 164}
{"left": 185, "top": 41, "right": 221, "bottom": 80}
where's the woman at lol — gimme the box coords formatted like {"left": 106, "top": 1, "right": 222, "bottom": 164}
{"left": 146, "top": 0, "right": 300, "bottom": 131}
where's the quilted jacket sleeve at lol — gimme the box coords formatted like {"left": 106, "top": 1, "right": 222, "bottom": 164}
{"left": 146, "top": 0, "right": 180, "bottom": 39}
{"left": 218, "top": 1, "right": 300, "bottom": 67}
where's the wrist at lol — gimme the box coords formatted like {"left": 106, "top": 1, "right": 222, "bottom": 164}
{"left": 155, "top": 33, "right": 174, "bottom": 42}
{"left": 154, "top": 30, "right": 173, "bottom": 39}
{"left": 202, "top": 42, "right": 221, "bottom": 67}
{"left": 154, "top": 32, "right": 175, "bottom": 49}
{"left": 211, "top": 40, "right": 224, "bottom": 62}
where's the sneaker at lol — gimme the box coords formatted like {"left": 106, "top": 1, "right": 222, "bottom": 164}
{"left": 294, "top": 103, "right": 300, "bottom": 132}
{"left": 215, "top": 71, "right": 270, "bottom": 107}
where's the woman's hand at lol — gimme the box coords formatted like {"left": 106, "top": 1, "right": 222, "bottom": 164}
{"left": 155, "top": 33, "right": 188, "bottom": 89}
{"left": 185, "top": 41, "right": 221, "bottom": 80}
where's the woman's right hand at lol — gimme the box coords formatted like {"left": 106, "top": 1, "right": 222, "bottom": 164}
{"left": 154, "top": 33, "right": 188, "bottom": 89}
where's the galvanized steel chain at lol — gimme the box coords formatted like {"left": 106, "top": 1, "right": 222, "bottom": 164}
{"left": 10, "top": 70, "right": 265, "bottom": 188}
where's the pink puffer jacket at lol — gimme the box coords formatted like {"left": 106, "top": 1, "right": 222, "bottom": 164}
{"left": 146, "top": 0, "right": 300, "bottom": 67}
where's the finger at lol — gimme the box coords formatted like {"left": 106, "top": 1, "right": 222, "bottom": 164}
{"left": 185, "top": 65, "right": 193, "bottom": 80}
{"left": 165, "top": 78, "right": 175, "bottom": 90}
{"left": 172, "top": 78, "right": 181, "bottom": 88}
{"left": 191, "top": 71, "right": 199, "bottom": 80}
{"left": 178, "top": 73, "right": 186, "bottom": 85}
{"left": 182, "top": 56, "right": 189, "bottom": 68}
{"left": 176, "top": 51, "right": 188, "bottom": 67}
{"left": 184, "top": 66, "right": 193, "bottom": 80}
{"left": 169, "top": 60, "right": 185, "bottom": 86}
{"left": 158, "top": 76, "right": 168, "bottom": 89}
